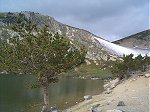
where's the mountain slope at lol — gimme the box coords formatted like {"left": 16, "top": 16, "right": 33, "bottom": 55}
{"left": 0, "top": 11, "right": 149, "bottom": 63}
{"left": 0, "top": 11, "right": 117, "bottom": 63}
{"left": 113, "top": 30, "right": 150, "bottom": 49}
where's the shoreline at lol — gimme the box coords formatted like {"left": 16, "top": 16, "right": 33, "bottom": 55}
{"left": 63, "top": 70, "right": 150, "bottom": 112}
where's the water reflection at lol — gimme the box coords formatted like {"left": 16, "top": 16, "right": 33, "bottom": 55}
{"left": 0, "top": 75, "right": 104, "bottom": 112}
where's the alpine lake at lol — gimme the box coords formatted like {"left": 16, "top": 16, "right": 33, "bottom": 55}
{"left": 0, "top": 74, "right": 104, "bottom": 112}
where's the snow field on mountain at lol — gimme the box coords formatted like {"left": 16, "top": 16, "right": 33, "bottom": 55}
{"left": 94, "top": 37, "right": 150, "bottom": 57}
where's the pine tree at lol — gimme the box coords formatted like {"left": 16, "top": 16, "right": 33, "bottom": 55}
{"left": 0, "top": 20, "right": 86, "bottom": 112}
{"left": 111, "top": 60, "right": 128, "bottom": 80}
{"left": 134, "top": 54, "right": 144, "bottom": 71}
{"left": 111, "top": 54, "right": 150, "bottom": 80}
{"left": 143, "top": 55, "right": 150, "bottom": 70}
{"left": 122, "top": 53, "right": 134, "bottom": 73}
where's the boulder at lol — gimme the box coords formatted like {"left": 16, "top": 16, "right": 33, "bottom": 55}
{"left": 145, "top": 73, "right": 150, "bottom": 78}
{"left": 91, "top": 107, "right": 102, "bottom": 112}
{"left": 110, "top": 83, "right": 116, "bottom": 89}
{"left": 91, "top": 104, "right": 100, "bottom": 109}
{"left": 105, "top": 88, "right": 112, "bottom": 94}
{"left": 117, "top": 101, "right": 125, "bottom": 106}
{"left": 84, "top": 95, "right": 92, "bottom": 100}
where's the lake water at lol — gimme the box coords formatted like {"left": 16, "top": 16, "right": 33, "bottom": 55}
{"left": 0, "top": 75, "right": 104, "bottom": 112}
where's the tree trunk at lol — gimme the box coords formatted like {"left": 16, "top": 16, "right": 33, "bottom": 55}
{"left": 41, "top": 77, "right": 49, "bottom": 112}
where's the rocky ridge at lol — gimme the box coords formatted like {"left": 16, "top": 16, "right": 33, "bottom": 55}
{"left": 113, "top": 30, "right": 150, "bottom": 49}
{"left": 0, "top": 11, "right": 118, "bottom": 65}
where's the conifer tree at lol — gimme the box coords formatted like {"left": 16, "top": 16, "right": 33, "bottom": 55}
{"left": 0, "top": 19, "right": 86, "bottom": 112}
{"left": 134, "top": 54, "right": 144, "bottom": 71}
{"left": 143, "top": 55, "right": 150, "bottom": 70}
{"left": 111, "top": 54, "right": 150, "bottom": 80}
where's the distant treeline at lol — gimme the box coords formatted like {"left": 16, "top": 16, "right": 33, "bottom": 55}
{"left": 111, "top": 54, "right": 150, "bottom": 80}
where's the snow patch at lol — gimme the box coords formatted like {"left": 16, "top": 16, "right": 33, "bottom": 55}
{"left": 94, "top": 36, "right": 150, "bottom": 57}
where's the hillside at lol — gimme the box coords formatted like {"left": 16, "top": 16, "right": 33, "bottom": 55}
{"left": 113, "top": 30, "right": 150, "bottom": 49}
{"left": 0, "top": 11, "right": 149, "bottom": 63}
{"left": 0, "top": 11, "right": 117, "bottom": 64}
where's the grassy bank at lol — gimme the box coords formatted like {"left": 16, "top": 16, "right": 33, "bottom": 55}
{"left": 65, "top": 62, "right": 112, "bottom": 80}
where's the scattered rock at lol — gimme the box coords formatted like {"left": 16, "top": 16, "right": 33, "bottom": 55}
{"left": 132, "top": 78, "right": 136, "bottom": 81}
{"left": 105, "top": 88, "right": 112, "bottom": 94}
{"left": 99, "top": 104, "right": 104, "bottom": 107}
{"left": 104, "top": 84, "right": 109, "bottom": 89}
{"left": 0, "top": 70, "right": 8, "bottom": 74}
{"left": 91, "top": 107, "right": 102, "bottom": 112}
{"left": 106, "top": 109, "right": 124, "bottom": 112}
{"left": 48, "top": 107, "right": 61, "bottom": 112}
{"left": 106, "top": 100, "right": 112, "bottom": 105}
{"left": 85, "top": 59, "right": 91, "bottom": 65}
{"left": 110, "top": 83, "right": 116, "bottom": 89}
{"left": 104, "top": 78, "right": 119, "bottom": 90}
{"left": 117, "top": 101, "right": 126, "bottom": 106}
{"left": 110, "top": 78, "right": 119, "bottom": 87}
{"left": 84, "top": 95, "right": 92, "bottom": 100}
{"left": 144, "top": 73, "right": 150, "bottom": 78}
{"left": 91, "top": 104, "right": 100, "bottom": 108}
{"left": 90, "top": 104, "right": 100, "bottom": 110}
{"left": 104, "top": 83, "right": 111, "bottom": 89}
{"left": 79, "top": 76, "right": 86, "bottom": 79}
{"left": 91, "top": 77, "right": 100, "bottom": 80}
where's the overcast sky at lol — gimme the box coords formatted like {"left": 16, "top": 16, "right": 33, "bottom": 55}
{"left": 0, "top": 0, "right": 149, "bottom": 41}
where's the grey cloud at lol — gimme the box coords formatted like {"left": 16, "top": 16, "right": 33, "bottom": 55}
{"left": 52, "top": 0, "right": 148, "bottom": 41}
{"left": 0, "top": 0, "right": 149, "bottom": 41}
{"left": 40, "top": 0, "right": 148, "bottom": 22}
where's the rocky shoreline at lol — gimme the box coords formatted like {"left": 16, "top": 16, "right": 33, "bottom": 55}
{"left": 63, "top": 70, "right": 150, "bottom": 112}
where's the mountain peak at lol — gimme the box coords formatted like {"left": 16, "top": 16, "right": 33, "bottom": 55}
{"left": 113, "top": 29, "right": 150, "bottom": 49}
